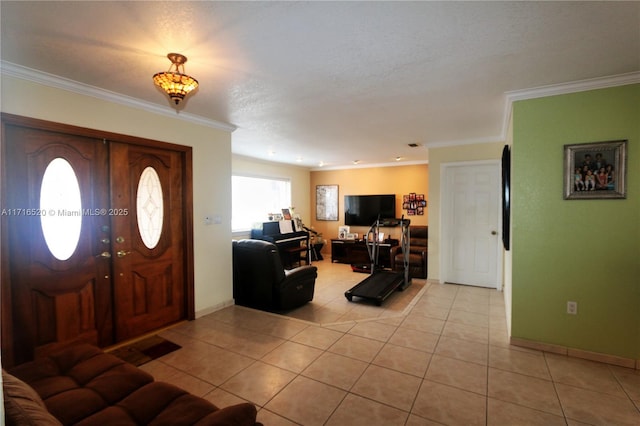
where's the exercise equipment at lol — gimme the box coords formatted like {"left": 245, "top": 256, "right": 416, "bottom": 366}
{"left": 344, "top": 217, "right": 411, "bottom": 305}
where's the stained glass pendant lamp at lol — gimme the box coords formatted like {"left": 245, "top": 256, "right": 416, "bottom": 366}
{"left": 153, "top": 53, "right": 199, "bottom": 106}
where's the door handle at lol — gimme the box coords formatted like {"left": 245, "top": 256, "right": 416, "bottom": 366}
{"left": 97, "top": 251, "right": 111, "bottom": 258}
{"left": 491, "top": 231, "right": 497, "bottom": 235}
{"left": 117, "top": 250, "right": 132, "bottom": 258}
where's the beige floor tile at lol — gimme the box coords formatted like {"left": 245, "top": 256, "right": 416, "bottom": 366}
{"left": 442, "top": 321, "right": 489, "bottom": 344}
{"left": 447, "top": 309, "right": 489, "bottom": 327}
{"left": 209, "top": 329, "right": 286, "bottom": 359}
{"left": 556, "top": 383, "right": 640, "bottom": 425}
{"left": 488, "top": 327, "right": 511, "bottom": 348}
{"left": 261, "top": 340, "right": 324, "bottom": 373}
{"left": 286, "top": 304, "right": 345, "bottom": 323}
{"left": 347, "top": 320, "right": 398, "bottom": 342}
{"left": 435, "top": 335, "right": 488, "bottom": 365}
{"left": 351, "top": 364, "right": 422, "bottom": 411}
{"left": 424, "top": 283, "right": 459, "bottom": 299}
{"left": 425, "top": 354, "right": 487, "bottom": 395}
{"left": 487, "top": 398, "right": 567, "bottom": 425}
{"left": 414, "top": 296, "right": 455, "bottom": 311}
{"left": 611, "top": 365, "right": 640, "bottom": 402}
{"left": 326, "top": 393, "right": 408, "bottom": 426}
{"left": 141, "top": 360, "right": 215, "bottom": 397}
{"left": 139, "top": 358, "right": 186, "bottom": 380}
{"left": 409, "top": 303, "right": 451, "bottom": 320}
{"left": 290, "top": 325, "right": 344, "bottom": 349}
{"left": 256, "top": 408, "right": 300, "bottom": 426}
{"left": 301, "top": 352, "right": 368, "bottom": 390}
{"left": 220, "top": 361, "right": 296, "bottom": 406}
{"left": 400, "top": 312, "right": 446, "bottom": 334}
{"left": 203, "top": 387, "right": 251, "bottom": 408}
{"left": 451, "top": 299, "right": 489, "bottom": 315}
{"left": 372, "top": 343, "right": 432, "bottom": 378}
{"left": 178, "top": 347, "right": 255, "bottom": 386}
{"left": 264, "top": 376, "right": 347, "bottom": 426}
{"left": 328, "top": 334, "right": 384, "bottom": 362}
{"left": 142, "top": 264, "right": 640, "bottom": 426}
{"left": 388, "top": 327, "right": 440, "bottom": 353}
{"left": 412, "top": 380, "right": 486, "bottom": 426}
{"left": 488, "top": 346, "right": 551, "bottom": 379}
{"left": 488, "top": 368, "right": 562, "bottom": 415}
{"left": 546, "top": 353, "right": 626, "bottom": 397}
{"left": 405, "top": 414, "right": 445, "bottom": 425}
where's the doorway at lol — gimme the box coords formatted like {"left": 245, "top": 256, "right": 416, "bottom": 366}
{"left": 441, "top": 161, "right": 502, "bottom": 289}
{"left": 1, "top": 114, "right": 194, "bottom": 366}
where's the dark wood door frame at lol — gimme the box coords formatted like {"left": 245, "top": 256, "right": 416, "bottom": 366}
{"left": 1, "top": 113, "right": 195, "bottom": 367}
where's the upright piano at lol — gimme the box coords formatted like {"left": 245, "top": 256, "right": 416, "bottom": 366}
{"left": 250, "top": 220, "right": 310, "bottom": 267}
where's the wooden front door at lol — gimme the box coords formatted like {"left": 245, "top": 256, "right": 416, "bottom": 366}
{"left": 1, "top": 115, "right": 193, "bottom": 366}
{"left": 109, "top": 142, "right": 186, "bottom": 340}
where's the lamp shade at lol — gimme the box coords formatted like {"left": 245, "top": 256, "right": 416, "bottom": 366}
{"left": 153, "top": 53, "right": 199, "bottom": 106}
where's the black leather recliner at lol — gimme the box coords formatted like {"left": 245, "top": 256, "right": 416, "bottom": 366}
{"left": 232, "top": 239, "right": 317, "bottom": 311}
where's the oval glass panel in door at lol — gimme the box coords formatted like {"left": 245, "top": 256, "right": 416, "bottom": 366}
{"left": 40, "top": 157, "right": 83, "bottom": 261}
{"left": 136, "top": 166, "right": 164, "bottom": 249}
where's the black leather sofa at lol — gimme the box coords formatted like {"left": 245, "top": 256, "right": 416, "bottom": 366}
{"left": 232, "top": 239, "right": 317, "bottom": 311}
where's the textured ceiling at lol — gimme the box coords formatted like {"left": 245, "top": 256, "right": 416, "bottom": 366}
{"left": 1, "top": 1, "right": 639, "bottom": 168}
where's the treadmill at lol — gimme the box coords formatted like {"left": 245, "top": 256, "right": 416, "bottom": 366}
{"left": 344, "top": 217, "right": 411, "bottom": 306}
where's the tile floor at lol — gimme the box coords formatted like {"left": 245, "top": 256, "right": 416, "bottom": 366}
{"left": 141, "top": 260, "right": 640, "bottom": 425}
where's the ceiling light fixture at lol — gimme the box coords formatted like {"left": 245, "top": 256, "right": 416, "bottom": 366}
{"left": 153, "top": 53, "right": 199, "bottom": 106}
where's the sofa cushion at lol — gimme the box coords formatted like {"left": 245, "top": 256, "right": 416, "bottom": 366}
{"left": 8, "top": 344, "right": 260, "bottom": 426}
{"left": 2, "top": 370, "right": 62, "bottom": 426}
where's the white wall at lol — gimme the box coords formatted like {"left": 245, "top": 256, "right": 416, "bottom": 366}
{"left": 1, "top": 75, "right": 234, "bottom": 316}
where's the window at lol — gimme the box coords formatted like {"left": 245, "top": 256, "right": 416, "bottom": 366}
{"left": 136, "top": 166, "right": 164, "bottom": 249}
{"left": 40, "top": 157, "right": 82, "bottom": 261}
{"left": 232, "top": 175, "right": 291, "bottom": 232}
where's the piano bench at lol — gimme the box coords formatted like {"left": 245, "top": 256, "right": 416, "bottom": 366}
{"left": 283, "top": 246, "right": 309, "bottom": 268}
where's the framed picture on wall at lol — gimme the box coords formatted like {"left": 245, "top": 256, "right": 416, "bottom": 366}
{"left": 564, "top": 140, "right": 627, "bottom": 200}
{"left": 316, "top": 185, "right": 339, "bottom": 220}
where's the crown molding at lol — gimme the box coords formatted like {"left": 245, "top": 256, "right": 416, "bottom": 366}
{"left": 500, "top": 71, "right": 640, "bottom": 141}
{"left": 0, "top": 61, "right": 237, "bottom": 132}
{"left": 504, "top": 71, "right": 640, "bottom": 103}
{"left": 310, "top": 159, "right": 428, "bottom": 172}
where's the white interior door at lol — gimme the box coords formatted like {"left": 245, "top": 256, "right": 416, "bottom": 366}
{"left": 442, "top": 161, "right": 501, "bottom": 289}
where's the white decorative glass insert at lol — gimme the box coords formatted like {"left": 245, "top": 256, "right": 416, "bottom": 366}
{"left": 136, "top": 166, "right": 164, "bottom": 249}
{"left": 40, "top": 158, "right": 83, "bottom": 261}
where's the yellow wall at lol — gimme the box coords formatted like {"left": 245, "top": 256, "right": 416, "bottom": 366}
{"left": 310, "top": 164, "right": 428, "bottom": 252}
{"left": 1, "top": 75, "right": 234, "bottom": 316}
{"left": 427, "top": 142, "right": 505, "bottom": 281}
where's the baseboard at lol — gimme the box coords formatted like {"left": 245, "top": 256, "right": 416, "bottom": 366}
{"left": 510, "top": 337, "right": 637, "bottom": 369}
{"left": 195, "top": 299, "right": 235, "bottom": 318}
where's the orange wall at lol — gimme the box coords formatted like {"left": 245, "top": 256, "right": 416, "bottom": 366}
{"left": 310, "top": 164, "right": 428, "bottom": 247}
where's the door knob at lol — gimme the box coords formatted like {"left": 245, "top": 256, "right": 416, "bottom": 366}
{"left": 491, "top": 231, "right": 497, "bottom": 235}
{"left": 117, "top": 250, "right": 131, "bottom": 258}
{"left": 97, "top": 251, "right": 111, "bottom": 258}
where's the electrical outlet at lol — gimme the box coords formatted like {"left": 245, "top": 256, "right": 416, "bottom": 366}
{"left": 567, "top": 301, "right": 578, "bottom": 315}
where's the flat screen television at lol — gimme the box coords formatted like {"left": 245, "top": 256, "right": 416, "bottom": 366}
{"left": 344, "top": 194, "right": 396, "bottom": 226}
